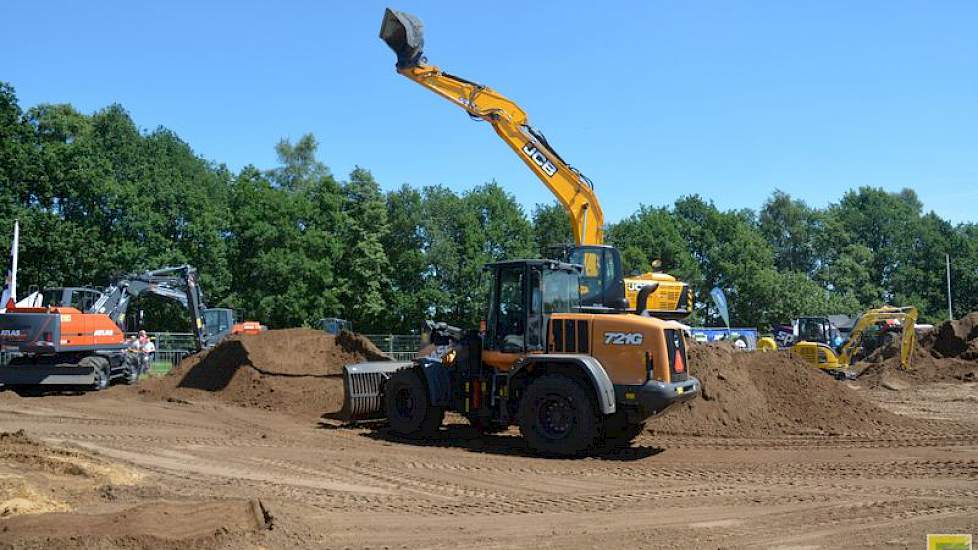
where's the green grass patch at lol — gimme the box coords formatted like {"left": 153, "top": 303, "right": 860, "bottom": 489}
{"left": 148, "top": 361, "right": 173, "bottom": 377}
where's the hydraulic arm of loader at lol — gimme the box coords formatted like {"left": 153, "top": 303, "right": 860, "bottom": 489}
{"left": 380, "top": 8, "right": 603, "bottom": 247}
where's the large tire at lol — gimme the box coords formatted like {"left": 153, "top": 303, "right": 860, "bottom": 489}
{"left": 81, "top": 356, "right": 110, "bottom": 391}
{"left": 384, "top": 369, "right": 444, "bottom": 438}
{"left": 603, "top": 411, "right": 645, "bottom": 448}
{"left": 123, "top": 355, "right": 139, "bottom": 385}
{"left": 518, "top": 374, "right": 600, "bottom": 457}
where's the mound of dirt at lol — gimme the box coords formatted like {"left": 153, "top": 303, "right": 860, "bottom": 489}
{"left": 1, "top": 499, "right": 269, "bottom": 548}
{"left": 135, "top": 329, "right": 388, "bottom": 420}
{"left": 854, "top": 314, "right": 978, "bottom": 388}
{"left": 857, "top": 342, "right": 978, "bottom": 389}
{"left": 0, "top": 429, "right": 143, "bottom": 520}
{"left": 650, "top": 343, "right": 932, "bottom": 438}
{"left": 927, "top": 312, "right": 978, "bottom": 359}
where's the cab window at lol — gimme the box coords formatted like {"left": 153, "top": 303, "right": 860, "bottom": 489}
{"left": 542, "top": 269, "right": 579, "bottom": 314}
{"left": 490, "top": 266, "right": 526, "bottom": 353}
{"left": 70, "top": 290, "right": 100, "bottom": 312}
{"left": 527, "top": 269, "right": 543, "bottom": 351}
{"left": 568, "top": 248, "right": 613, "bottom": 306}
{"left": 204, "top": 310, "right": 232, "bottom": 337}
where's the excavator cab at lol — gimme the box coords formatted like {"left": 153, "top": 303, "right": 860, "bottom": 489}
{"left": 795, "top": 317, "right": 839, "bottom": 348}
{"left": 565, "top": 245, "right": 627, "bottom": 310}
{"left": 37, "top": 287, "right": 104, "bottom": 311}
{"left": 203, "top": 308, "right": 234, "bottom": 345}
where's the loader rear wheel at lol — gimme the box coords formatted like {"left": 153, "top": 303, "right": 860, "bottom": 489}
{"left": 384, "top": 370, "right": 443, "bottom": 438}
{"left": 81, "top": 356, "right": 109, "bottom": 391}
{"left": 518, "top": 374, "right": 599, "bottom": 457}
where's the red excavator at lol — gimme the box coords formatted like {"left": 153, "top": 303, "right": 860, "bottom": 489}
{"left": 0, "top": 265, "right": 260, "bottom": 390}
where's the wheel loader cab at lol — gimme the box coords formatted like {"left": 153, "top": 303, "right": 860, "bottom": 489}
{"left": 482, "top": 260, "right": 581, "bottom": 370}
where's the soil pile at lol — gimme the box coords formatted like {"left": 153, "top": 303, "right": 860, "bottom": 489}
{"left": 136, "top": 329, "right": 389, "bottom": 419}
{"left": 1, "top": 499, "right": 269, "bottom": 549}
{"left": 927, "top": 312, "right": 978, "bottom": 359}
{"left": 858, "top": 343, "right": 977, "bottom": 388}
{"left": 651, "top": 343, "right": 928, "bottom": 437}
{"left": 1, "top": 429, "right": 139, "bottom": 518}
{"left": 0, "top": 431, "right": 268, "bottom": 548}
{"left": 856, "top": 313, "right": 978, "bottom": 388}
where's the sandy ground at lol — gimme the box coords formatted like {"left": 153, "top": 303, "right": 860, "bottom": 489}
{"left": 0, "top": 378, "right": 976, "bottom": 549}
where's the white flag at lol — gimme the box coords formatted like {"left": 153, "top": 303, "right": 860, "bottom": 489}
{"left": 1, "top": 220, "right": 17, "bottom": 310}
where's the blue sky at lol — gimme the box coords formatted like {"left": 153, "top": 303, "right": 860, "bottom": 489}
{"left": 3, "top": 1, "right": 976, "bottom": 223}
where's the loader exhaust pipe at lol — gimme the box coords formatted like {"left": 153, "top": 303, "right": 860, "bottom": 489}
{"left": 380, "top": 8, "right": 425, "bottom": 68}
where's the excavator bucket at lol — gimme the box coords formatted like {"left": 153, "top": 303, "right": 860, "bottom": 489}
{"left": 327, "top": 361, "right": 411, "bottom": 422}
{"left": 379, "top": 8, "right": 425, "bottom": 67}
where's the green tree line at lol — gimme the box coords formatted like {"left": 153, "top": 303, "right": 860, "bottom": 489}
{"left": 2, "top": 83, "right": 976, "bottom": 332}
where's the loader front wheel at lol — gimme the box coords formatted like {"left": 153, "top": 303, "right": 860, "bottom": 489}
{"left": 384, "top": 370, "right": 443, "bottom": 438}
{"left": 518, "top": 374, "right": 600, "bottom": 457}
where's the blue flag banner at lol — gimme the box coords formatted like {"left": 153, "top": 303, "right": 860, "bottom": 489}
{"left": 710, "top": 286, "right": 730, "bottom": 329}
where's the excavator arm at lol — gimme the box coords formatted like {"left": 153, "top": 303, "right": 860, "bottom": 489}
{"left": 381, "top": 9, "right": 603, "bottom": 247}
{"left": 92, "top": 265, "right": 207, "bottom": 351}
{"left": 838, "top": 306, "right": 918, "bottom": 370}
{"left": 379, "top": 8, "right": 692, "bottom": 317}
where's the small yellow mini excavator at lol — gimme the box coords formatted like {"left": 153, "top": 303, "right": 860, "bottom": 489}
{"left": 790, "top": 306, "right": 918, "bottom": 378}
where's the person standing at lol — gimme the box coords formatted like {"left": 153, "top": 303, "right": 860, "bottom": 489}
{"left": 136, "top": 330, "right": 156, "bottom": 375}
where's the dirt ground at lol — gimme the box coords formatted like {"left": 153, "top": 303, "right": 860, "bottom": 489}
{"left": 0, "top": 330, "right": 976, "bottom": 549}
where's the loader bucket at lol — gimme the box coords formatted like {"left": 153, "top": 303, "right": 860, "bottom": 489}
{"left": 327, "top": 361, "right": 411, "bottom": 422}
{"left": 379, "top": 8, "right": 425, "bottom": 68}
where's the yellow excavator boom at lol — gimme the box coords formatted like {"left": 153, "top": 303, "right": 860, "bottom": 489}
{"left": 392, "top": 64, "right": 604, "bottom": 247}
{"left": 379, "top": 8, "right": 693, "bottom": 317}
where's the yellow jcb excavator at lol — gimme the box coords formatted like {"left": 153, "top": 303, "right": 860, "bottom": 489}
{"left": 790, "top": 306, "right": 918, "bottom": 378}
{"left": 379, "top": 8, "right": 692, "bottom": 319}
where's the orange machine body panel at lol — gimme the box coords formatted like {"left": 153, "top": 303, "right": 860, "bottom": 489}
{"left": 481, "top": 312, "right": 686, "bottom": 386}
{"left": 0, "top": 306, "right": 125, "bottom": 352}
{"left": 549, "top": 313, "right": 679, "bottom": 385}
{"left": 56, "top": 309, "right": 126, "bottom": 348}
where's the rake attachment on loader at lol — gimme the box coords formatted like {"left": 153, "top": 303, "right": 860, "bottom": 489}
{"left": 330, "top": 361, "right": 411, "bottom": 422}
